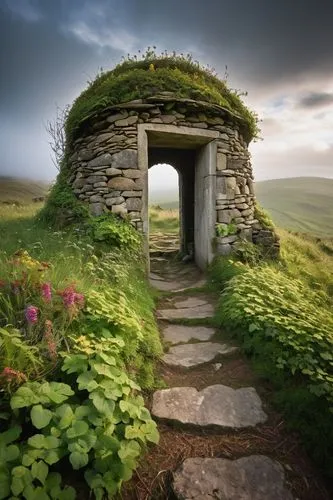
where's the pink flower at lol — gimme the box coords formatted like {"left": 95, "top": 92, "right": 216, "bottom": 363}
{"left": 0, "top": 367, "right": 27, "bottom": 382}
{"left": 25, "top": 305, "right": 39, "bottom": 324}
{"left": 41, "top": 282, "right": 52, "bottom": 302}
{"left": 58, "top": 286, "right": 85, "bottom": 312}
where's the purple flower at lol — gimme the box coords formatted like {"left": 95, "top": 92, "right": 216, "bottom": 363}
{"left": 25, "top": 305, "right": 39, "bottom": 324}
{"left": 41, "top": 282, "right": 52, "bottom": 302}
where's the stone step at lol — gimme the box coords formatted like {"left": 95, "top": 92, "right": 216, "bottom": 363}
{"left": 157, "top": 303, "right": 214, "bottom": 320}
{"left": 152, "top": 384, "right": 267, "bottom": 429}
{"left": 173, "top": 455, "right": 293, "bottom": 500}
{"left": 161, "top": 325, "right": 215, "bottom": 345}
{"left": 163, "top": 342, "right": 238, "bottom": 368}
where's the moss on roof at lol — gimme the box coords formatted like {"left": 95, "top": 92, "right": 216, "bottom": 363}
{"left": 65, "top": 50, "right": 259, "bottom": 145}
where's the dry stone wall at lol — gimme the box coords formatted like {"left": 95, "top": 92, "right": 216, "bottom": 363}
{"left": 68, "top": 94, "right": 279, "bottom": 257}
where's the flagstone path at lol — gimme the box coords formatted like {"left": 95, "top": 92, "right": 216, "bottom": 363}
{"left": 134, "top": 253, "right": 331, "bottom": 500}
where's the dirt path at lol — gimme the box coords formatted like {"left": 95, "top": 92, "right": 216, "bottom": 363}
{"left": 121, "top": 254, "right": 331, "bottom": 499}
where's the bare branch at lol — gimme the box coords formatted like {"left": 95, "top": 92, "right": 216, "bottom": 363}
{"left": 45, "top": 105, "right": 70, "bottom": 171}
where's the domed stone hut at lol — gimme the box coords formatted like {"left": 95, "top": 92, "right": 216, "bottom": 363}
{"left": 64, "top": 52, "right": 279, "bottom": 268}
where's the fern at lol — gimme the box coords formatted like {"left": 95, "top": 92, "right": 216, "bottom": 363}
{"left": 0, "top": 326, "right": 42, "bottom": 379}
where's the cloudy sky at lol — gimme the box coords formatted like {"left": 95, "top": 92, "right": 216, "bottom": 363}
{"left": 1, "top": 0, "right": 333, "bottom": 188}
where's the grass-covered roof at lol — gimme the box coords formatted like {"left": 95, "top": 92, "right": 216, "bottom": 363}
{"left": 66, "top": 49, "right": 259, "bottom": 145}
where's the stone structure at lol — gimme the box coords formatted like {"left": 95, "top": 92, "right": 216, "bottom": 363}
{"left": 68, "top": 93, "right": 279, "bottom": 268}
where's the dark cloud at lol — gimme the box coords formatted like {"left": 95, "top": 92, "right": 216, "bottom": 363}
{"left": 1, "top": 0, "right": 333, "bottom": 180}
{"left": 298, "top": 92, "right": 333, "bottom": 109}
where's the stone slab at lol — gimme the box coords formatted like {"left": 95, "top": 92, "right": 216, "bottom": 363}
{"left": 157, "top": 304, "right": 214, "bottom": 320}
{"left": 173, "top": 455, "right": 293, "bottom": 500}
{"left": 163, "top": 342, "right": 238, "bottom": 368}
{"left": 162, "top": 325, "right": 215, "bottom": 345}
{"left": 150, "top": 279, "right": 184, "bottom": 292}
{"left": 152, "top": 385, "right": 267, "bottom": 429}
{"left": 149, "top": 272, "right": 165, "bottom": 282}
{"left": 174, "top": 297, "right": 209, "bottom": 309}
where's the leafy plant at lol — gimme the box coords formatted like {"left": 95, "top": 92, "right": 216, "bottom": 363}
{"left": 90, "top": 214, "right": 141, "bottom": 250}
{"left": 216, "top": 222, "right": 237, "bottom": 237}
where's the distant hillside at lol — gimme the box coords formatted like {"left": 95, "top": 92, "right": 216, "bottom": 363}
{"left": 0, "top": 177, "right": 49, "bottom": 204}
{"left": 256, "top": 177, "right": 333, "bottom": 237}
{"left": 150, "top": 177, "right": 333, "bottom": 237}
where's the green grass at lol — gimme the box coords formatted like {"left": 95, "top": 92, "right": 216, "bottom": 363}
{"left": 66, "top": 50, "right": 258, "bottom": 145}
{"left": 149, "top": 206, "right": 179, "bottom": 234}
{"left": 256, "top": 177, "right": 333, "bottom": 236}
{"left": 0, "top": 177, "right": 48, "bottom": 205}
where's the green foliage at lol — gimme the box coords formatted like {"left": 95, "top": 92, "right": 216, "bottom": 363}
{"left": 0, "top": 200, "right": 163, "bottom": 497}
{"left": 254, "top": 202, "right": 275, "bottom": 230}
{"left": 217, "top": 266, "right": 333, "bottom": 401}
{"left": 213, "top": 259, "right": 333, "bottom": 476}
{"left": 66, "top": 49, "right": 259, "bottom": 145}
{"left": 1, "top": 331, "right": 159, "bottom": 500}
{"left": 208, "top": 257, "right": 246, "bottom": 291}
{"left": 37, "top": 162, "right": 89, "bottom": 229}
{"left": 215, "top": 222, "right": 237, "bottom": 237}
{"left": 232, "top": 239, "right": 263, "bottom": 265}
{"left": 90, "top": 214, "right": 141, "bottom": 250}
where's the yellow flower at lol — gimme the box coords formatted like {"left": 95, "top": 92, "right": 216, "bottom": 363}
{"left": 149, "top": 63, "right": 155, "bottom": 72}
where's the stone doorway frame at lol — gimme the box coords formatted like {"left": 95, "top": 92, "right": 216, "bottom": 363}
{"left": 137, "top": 123, "right": 219, "bottom": 270}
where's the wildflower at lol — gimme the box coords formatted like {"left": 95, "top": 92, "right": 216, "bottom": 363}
{"left": 58, "top": 285, "right": 85, "bottom": 312}
{"left": 0, "top": 367, "right": 27, "bottom": 383}
{"left": 25, "top": 305, "right": 39, "bottom": 324}
{"left": 41, "top": 282, "right": 52, "bottom": 302}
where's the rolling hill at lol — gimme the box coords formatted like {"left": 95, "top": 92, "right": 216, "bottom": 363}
{"left": 256, "top": 177, "right": 333, "bottom": 236}
{"left": 0, "top": 177, "right": 49, "bottom": 204}
{"left": 149, "top": 177, "right": 333, "bottom": 237}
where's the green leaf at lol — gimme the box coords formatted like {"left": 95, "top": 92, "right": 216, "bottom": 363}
{"left": 62, "top": 354, "right": 88, "bottom": 374}
{"left": 29, "top": 486, "right": 49, "bottom": 500}
{"left": 0, "top": 469, "right": 10, "bottom": 499}
{"left": 74, "top": 406, "right": 90, "bottom": 419}
{"left": 48, "top": 383, "right": 74, "bottom": 404}
{"left": 28, "top": 435, "right": 46, "bottom": 449}
{"left": 77, "top": 372, "right": 98, "bottom": 392}
{"left": 31, "top": 406, "right": 53, "bottom": 430}
{"left": 11, "top": 387, "right": 39, "bottom": 409}
{"left": 31, "top": 461, "right": 48, "bottom": 485}
{"left": 58, "top": 487, "right": 76, "bottom": 500}
{"left": 56, "top": 404, "right": 74, "bottom": 429}
{"left": 6, "top": 444, "right": 20, "bottom": 462}
{"left": 141, "top": 421, "right": 159, "bottom": 444}
{"left": 11, "top": 466, "right": 32, "bottom": 496}
{"left": 44, "top": 436, "right": 60, "bottom": 450}
{"left": 66, "top": 421, "right": 89, "bottom": 439}
{"left": 0, "top": 426, "right": 21, "bottom": 445}
{"left": 69, "top": 451, "right": 89, "bottom": 470}
{"left": 44, "top": 450, "right": 60, "bottom": 466}
{"left": 90, "top": 392, "right": 115, "bottom": 416}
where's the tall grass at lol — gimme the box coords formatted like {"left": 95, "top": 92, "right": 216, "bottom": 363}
{"left": 149, "top": 206, "right": 179, "bottom": 234}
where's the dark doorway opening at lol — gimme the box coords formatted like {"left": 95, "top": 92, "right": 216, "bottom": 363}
{"left": 148, "top": 148, "right": 196, "bottom": 257}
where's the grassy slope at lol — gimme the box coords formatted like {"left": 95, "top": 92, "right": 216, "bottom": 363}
{"left": 0, "top": 176, "right": 49, "bottom": 204}
{"left": 256, "top": 177, "right": 333, "bottom": 236}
